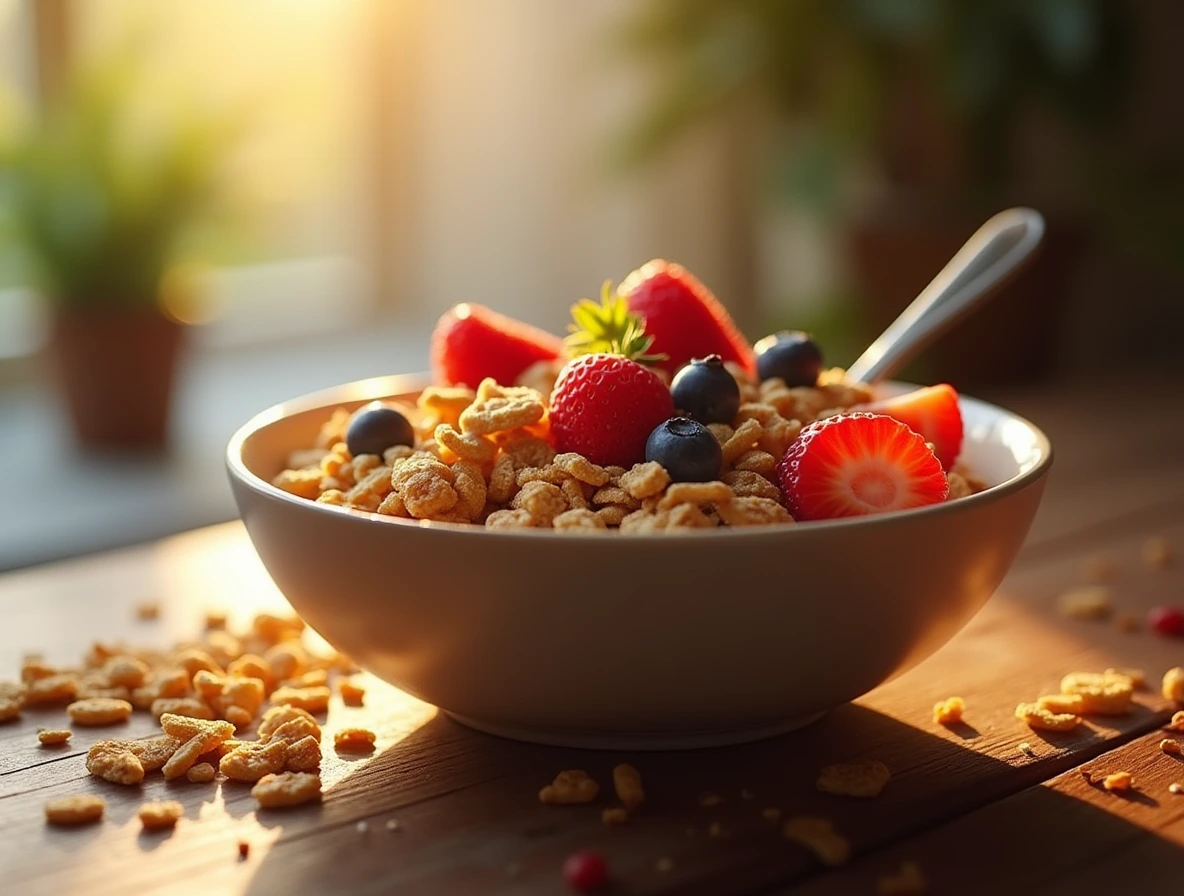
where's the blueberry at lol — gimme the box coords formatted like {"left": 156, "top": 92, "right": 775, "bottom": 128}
{"left": 645, "top": 417, "right": 722, "bottom": 483}
{"left": 345, "top": 405, "right": 414, "bottom": 457}
{"left": 754, "top": 331, "right": 823, "bottom": 387}
{"left": 670, "top": 354, "right": 741, "bottom": 424}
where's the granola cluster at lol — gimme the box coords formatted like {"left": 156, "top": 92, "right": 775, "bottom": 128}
{"left": 272, "top": 367, "right": 986, "bottom": 532}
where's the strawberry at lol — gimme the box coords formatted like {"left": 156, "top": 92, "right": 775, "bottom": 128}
{"left": 777, "top": 413, "right": 949, "bottom": 521}
{"left": 430, "top": 303, "right": 563, "bottom": 388}
{"left": 619, "top": 260, "right": 757, "bottom": 377}
{"left": 861, "top": 384, "right": 964, "bottom": 470}
{"left": 549, "top": 285, "right": 674, "bottom": 467}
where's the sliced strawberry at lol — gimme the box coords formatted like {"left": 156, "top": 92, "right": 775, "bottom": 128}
{"left": 430, "top": 303, "right": 564, "bottom": 388}
{"left": 777, "top": 413, "right": 949, "bottom": 521}
{"left": 620, "top": 260, "right": 757, "bottom": 377}
{"left": 861, "top": 384, "right": 964, "bottom": 470}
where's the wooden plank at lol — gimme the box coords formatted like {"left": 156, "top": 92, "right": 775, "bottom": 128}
{"left": 789, "top": 727, "right": 1184, "bottom": 895}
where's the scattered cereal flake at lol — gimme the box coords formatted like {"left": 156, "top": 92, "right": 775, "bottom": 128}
{"left": 1169, "top": 711, "right": 1184, "bottom": 731}
{"left": 68, "top": 697, "right": 133, "bottom": 726}
{"left": 816, "top": 760, "right": 891, "bottom": 798}
{"left": 219, "top": 740, "right": 289, "bottom": 782}
{"left": 1037, "top": 693, "right": 1086, "bottom": 714}
{"left": 285, "top": 736, "right": 322, "bottom": 772}
{"left": 136, "top": 601, "right": 161, "bottom": 621}
{"left": 698, "top": 793, "right": 725, "bottom": 807}
{"left": 25, "top": 674, "right": 78, "bottom": 705}
{"left": 1170, "top": 783, "right": 1184, "bottom": 795}
{"left": 160, "top": 712, "right": 235, "bottom": 744}
{"left": 45, "top": 794, "right": 105, "bottom": 826}
{"left": 1161, "top": 738, "right": 1182, "bottom": 755}
{"left": 258, "top": 705, "right": 320, "bottom": 742}
{"left": 619, "top": 462, "right": 670, "bottom": 499}
{"left": 1162, "top": 667, "right": 1184, "bottom": 703}
{"left": 601, "top": 807, "right": 629, "bottom": 825}
{"left": 1060, "top": 671, "right": 1134, "bottom": 714}
{"left": 877, "top": 861, "right": 928, "bottom": 895}
{"left": 164, "top": 732, "right": 224, "bottom": 781}
{"left": 783, "top": 817, "right": 851, "bottom": 867}
{"left": 252, "top": 771, "right": 322, "bottom": 809}
{"left": 761, "top": 808, "right": 782, "bottom": 822}
{"left": 932, "top": 696, "right": 965, "bottom": 726}
{"left": 334, "top": 727, "right": 377, "bottom": 752}
{"left": 612, "top": 763, "right": 644, "bottom": 810}
{"left": 485, "top": 508, "right": 536, "bottom": 529}
{"left": 37, "top": 728, "right": 72, "bottom": 745}
{"left": 1057, "top": 585, "right": 1111, "bottom": 620}
{"left": 105, "top": 655, "right": 149, "bottom": 688}
{"left": 655, "top": 857, "right": 674, "bottom": 873}
{"left": 1143, "top": 536, "right": 1172, "bottom": 568}
{"left": 151, "top": 698, "right": 214, "bottom": 720}
{"left": 269, "top": 686, "right": 331, "bottom": 714}
{"left": 539, "top": 770, "right": 599, "bottom": 805}
{"left": 126, "top": 734, "right": 183, "bottom": 771}
{"left": 707, "top": 821, "right": 729, "bottom": 839}
{"left": 139, "top": 801, "right": 184, "bottom": 831}
{"left": 1015, "top": 702, "right": 1081, "bottom": 732}
{"left": 187, "top": 762, "right": 217, "bottom": 783}
{"left": 1102, "top": 771, "right": 1134, "bottom": 792}
{"left": 86, "top": 741, "right": 146, "bottom": 785}
{"left": 1082, "top": 555, "right": 1116, "bottom": 582}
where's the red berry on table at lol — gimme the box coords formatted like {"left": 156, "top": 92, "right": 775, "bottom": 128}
{"left": 563, "top": 850, "right": 607, "bottom": 892}
{"left": 1149, "top": 606, "right": 1184, "bottom": 637}
{"left": 861, "top": 384, "right": 965, "bottom": 470}
{"left": 619, "top": 259, "right": 757, "bottom": 378}
{"left": 777, "top": 413, "right": 949, "bottom": 521}
{"left": 430, "top": 303, "right": 563, "bottom": 388}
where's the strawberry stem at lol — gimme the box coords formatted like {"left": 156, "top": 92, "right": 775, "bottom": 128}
{"left": 565, "top": 281, "right": 667, "bottom": 364}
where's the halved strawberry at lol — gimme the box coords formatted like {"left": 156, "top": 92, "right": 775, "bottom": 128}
{"left": 861, "top": 384, "right": 964, "bottom": 470}
{"left": 620, "top": 260, "right": 757, "bottom": 377}
{"left": 430, "top": 303, "right": 564, "bottom": 388}
{"left": 777, "top": 413, "right": 949, "bottom": 521}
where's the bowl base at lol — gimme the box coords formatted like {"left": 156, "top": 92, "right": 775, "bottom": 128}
{"left": 444, "top": 710, "right": 828, "bottom": 751}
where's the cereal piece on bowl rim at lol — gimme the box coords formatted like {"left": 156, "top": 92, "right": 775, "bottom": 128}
{"left": 1060, "top": 671, "right": 1134, "bottom": 714}
{"left": 485, "top": 508, "right": 536, "bottom": 530}
{"left": 1056, "top": 586, "right": 1111, "bottom": 620}
{"left": 783, "top": 816, "right": 851, "bottom": 867}
{"left": 139, "top": 800, "right": 184, "bottom": 831}
{"left": 619, "top": 462, "right": 671, "bottom": 500}
{"left": 539, "top": 770, "right": 599, "bottom": 805}
{"left": 45, "top": 794, "right": 105, "bottom": 827}
{"left": 272, "top": 467, "right": 322, "bottom": 500}
{"left": 932, "top": 696, "right": 965, "bottom": 726}
{"left": 816, "top": 760, "right": 891, "bottom": 798}
{"left": 663, "top": 503, "right": 718, "bottom": 529}
{"left": 252, "top": 771, "right": 322, "bottom": 809}
{"left": 1014, "top": 702, "right": 1081, "bottom": 732}
{"left": 334, "top": 727, "right": 378, "bottom": 752}
{"left": 1163, "top": 667, "right": 1184, "bottom": 703}
{"left": 68, "top": 697, "right": 133, "bottom": 726}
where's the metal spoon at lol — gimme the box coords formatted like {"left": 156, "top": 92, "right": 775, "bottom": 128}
{"left": 845, "top": 207, "right": 1046, "bottom": 384}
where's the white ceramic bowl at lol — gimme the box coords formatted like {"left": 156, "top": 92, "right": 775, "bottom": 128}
{"left": 227, "top": 374, "right": 1052, "bottom": 750}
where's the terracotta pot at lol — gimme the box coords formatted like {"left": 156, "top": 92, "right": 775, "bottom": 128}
{"left": 846, "top": 206, "right": 1083, "bottom": 390}
{"left": 50, "top": 307, "right": 184, "bottom": 450}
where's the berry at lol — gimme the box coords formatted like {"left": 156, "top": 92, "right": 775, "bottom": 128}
{"left": 754, "top": 331, "right": 823, "bottom": 387}
{"left": 776, "top": 413, "right": 949, "bottom": 521}
{"left": 670, "top": 355, "right": 740, "bottom": 424}
{"left": 430, "top": 303, "right": 563, "bottom": 388}
{"left": 345, "top": 405, "right": 414, "bottom": 457}
{"left": 1149, "top": 606, "right": 1184, "bottom": 637}
{"left": 563, "top": 850, "right": 607, "bottom": 892}
{"left": 619, "top": 260, "right": 757, "bottom": 377}
{"left": 862, "top": 384, "right": 964, "bottom": 470}
{"left": 550, "top": 354, "right": 674, "bottom": 468}
{"left": 645, "top": 417, "right": 723, "bottom": 482}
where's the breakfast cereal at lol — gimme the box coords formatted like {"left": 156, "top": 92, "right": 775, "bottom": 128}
{"left": 139, "top": 801, "right": 184, "bottom": 831}
{"left": 1015, "top": 703, "right": 1081, "bottom": 732}
{"left": 45, "top": 794, "right": 105, "bottom": 826}
{"left": 333, "top": 727, "right": 377, "bottom": 752}
{"left": 783, "top": 816, "right": 851, "bottom": 866}
{"left": 612, "top": 763, "right": 645, "bottom": 811}
{"left": 252, "top": 771, "right": 322, "bottom": 809}
{"left": 1059, "top": 671, "right": 1134, "bottom": 715}
{"left": 1163, "top": 667, "right": 1184, "bottom": 703}
{"left": 1102, "top": 771, "right": 1133, "bottom": 792}
{"left": 932, "top": 696, "right": 965, "bottom": 725}
{"left": 539, "top": 770, "right": 600, "bottom": 805}
{"left": 816, "top": 760, "right": 892, "bottom": 798}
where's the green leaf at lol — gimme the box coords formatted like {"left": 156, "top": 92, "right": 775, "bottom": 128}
{"left": 564, "top": 281, "right": 668, "bottom": 365}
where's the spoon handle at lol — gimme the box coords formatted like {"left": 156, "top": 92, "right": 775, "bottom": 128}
{"left": 845, "top": 207, "right": 1046, "bottom": 384}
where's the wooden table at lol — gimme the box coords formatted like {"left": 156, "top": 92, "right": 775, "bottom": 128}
{"left": 3, "top": 379, "right": 1183, "bottom": 895}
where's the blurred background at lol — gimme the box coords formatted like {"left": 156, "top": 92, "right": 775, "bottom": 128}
{"left": 1, "top": 0, "right": 1181, "bottom": 569}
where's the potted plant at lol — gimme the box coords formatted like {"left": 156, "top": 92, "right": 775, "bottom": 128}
{"left": 611, "top": 0, "right": 1135, "bottom": 387}
{"left": 0, "top": 50, "right": 236, "bottom": 449}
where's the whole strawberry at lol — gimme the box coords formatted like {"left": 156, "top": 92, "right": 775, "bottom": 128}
{"left": 620, "top": 260, "right": 757, "bottom": 377}
{"left": 550, "top": 285, "right": 674, "bottom": 468}
{"left": 431, "top": 303, "right": 563, "bottom": 388}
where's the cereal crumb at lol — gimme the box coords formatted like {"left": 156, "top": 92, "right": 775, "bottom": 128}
{"left": 539, "top": 770, "right": 599, "bottom": 805}
{"left": 707, "top": 821, "right": 729, "bottom": 839}
{"left": 1020, "top": 742, "right": 1036, "bottom": 756}
{"left": 601, "top": 807, "right": 629, "bottom": 825}
{"left": 138, "top": 801, "right": 184, "bottom": 831}
{"left": 932, "top": 696, "right": 965, "bottom": 725}
{"left": 1162, "top": 667, "right": 1184, "bottom": 703}
{"left": 1143, "top": 536, "right": 1172, "bottom": 568}
{"left": 136, "top": 601, "right": 161, "bottom": 621}
{"left": 655, "top": 857, "right": 674, "bottom": 873}
{"left": 1103, "top": 771, "right": 1134, "bottom": 791}
{"left": 1169, "top": 783, "right": 1183, "bottom": 795}
{"left": 37, "top": 728, "right": 72, "bottom": 745}
{"left": 385, "top": 818, "right": 401, "bottom": 832}
{"left": 698, "top": 793, "right": 725, "bottom": 807}
{"left": 334, "top": 727, "right": 377, "bottom": 752}
{"left": 1161, "top": 738, "right": 1182, "bottom": 755}
{"left": 339, "top": 679, "right": 365, "bottom": 706}
{"left": 68, "top": 697, "right": 133, "bottom": 726}
{"left": 612, "top": 763, "right": 644, "bottom": 811}
{"left": 1015, "top": 702, "right": 1081, "bottom": 732}
{"left": 877, "top": 861, "right": 928, "bottom": 895}
{"left": 1168, "top": 711, "right": 1184, "bottom": 731}
{"left": 1057, "top": 585, "right": 1112, "bottom": 620}
{"left": 356, "top": 821, "right": 369, "bottom": 834}
{"left": 45, "top": 794, "right": 105, "bottom": 826}
{"left": 816, "top": 760, "right": 891, "bottom": 798}
{"left": 761, "top": 807, "right": 782, "bottom": 822}
{"left": 238, "top": 841, "right": 250, "bottom": 860}
{"left": 187, "top": 762, "right": 217, "bottom": 783}
{"left": 783, "top": 816, "right": 850, "bottom": 867}
{"left": 252, "top": 771, "right": 322, "bottom": 809}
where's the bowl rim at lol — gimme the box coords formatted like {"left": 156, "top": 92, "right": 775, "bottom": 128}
{"left": 226, "top": 372, "right": 1054, "bottom": 541}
